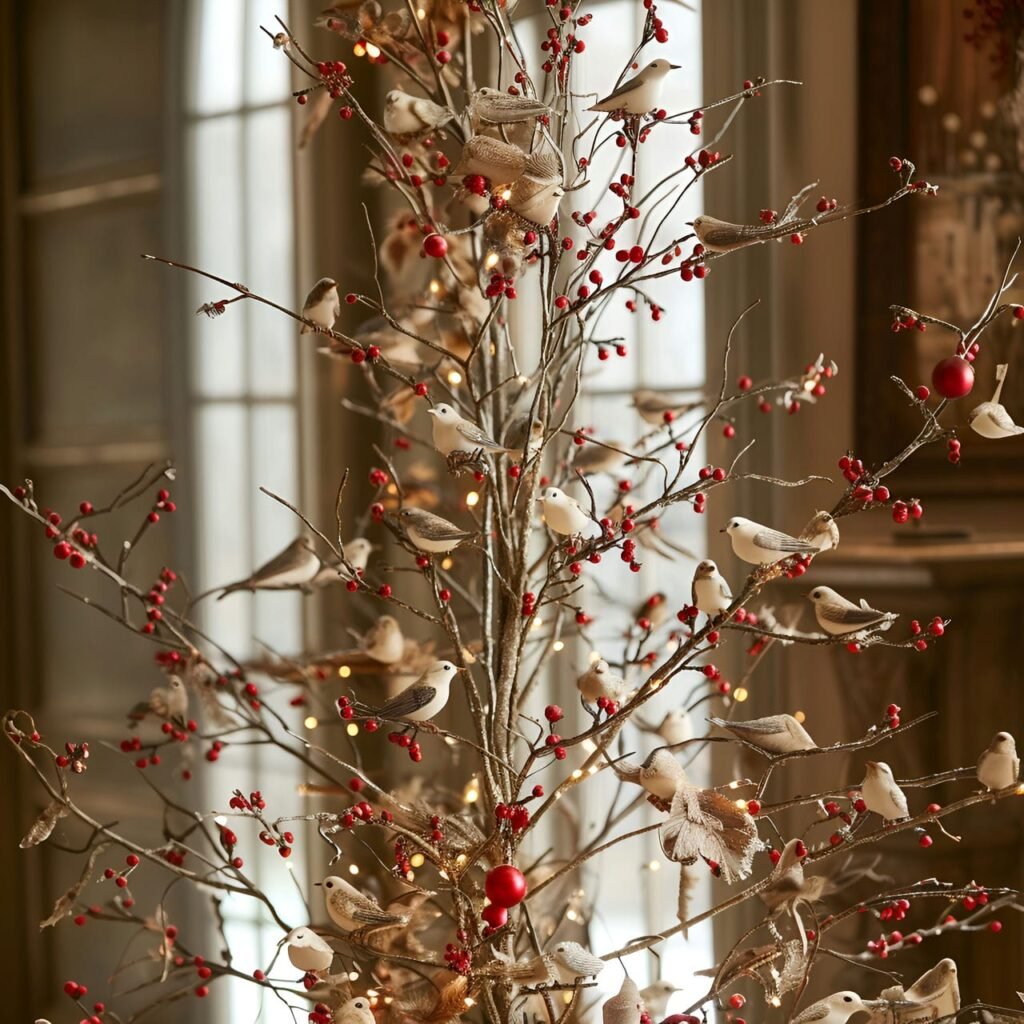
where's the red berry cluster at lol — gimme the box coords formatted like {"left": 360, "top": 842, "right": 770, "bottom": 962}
{"left": 102, "top": 852, "right": 141, "bottom": 893}
{"left": 309, "top": 1001, "right": 334, "bottom": 1023}
{"left": 880, "top": 897, "right": 912, "bottom": 923}
{"left": 55, "top": 740, "right": 89, "bottom": 773}
{"left": 886, "top": 702, "right": 902, "bottom": 729}
{"left": 205, "top": 739, "right": 226, "bottom": 762}
{"left": 521, "top": 590, "right": 537, "bottom": 617}
{"left": 444, "top": 942, "right": 473, "bottom": 975}
{"left": 815, "top": 195, "right": 839, "bottom": 213}
{"left": 494, "top": 799, "right": 532, "bottom": 832}
{"left": 386, "top": 729, "right": 423, "bottom": 762}
{"left": 947, "top": 436, "right": 962, "bottom": 464}
{"left": 63, "top": 979, "right": 90, "bottom": 1001}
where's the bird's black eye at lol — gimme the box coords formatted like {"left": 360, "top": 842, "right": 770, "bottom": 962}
{"left": 326, "top": 881, "right": 333, "bottom": 888}
{"left": 843, "top": 996, "right": 852, "bottom": 1003}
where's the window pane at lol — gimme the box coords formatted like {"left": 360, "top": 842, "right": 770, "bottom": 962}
{"left": 190, "top": 0, "right": 245, "bottom": 115}
{"left": 190, "top": 116, "right": 246, "bottom": 397}
{"left": 246, "top": 106, "right": 296, "bottom": 396}
{"left": 245, "top": 0, "right": 292, "bottom": 106}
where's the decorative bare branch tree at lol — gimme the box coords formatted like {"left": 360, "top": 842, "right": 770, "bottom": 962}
{"left": 7, "top": 5, "right": 1024, "bottom": 1024}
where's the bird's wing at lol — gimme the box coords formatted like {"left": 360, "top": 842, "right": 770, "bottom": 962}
{"left": 407, "top": 511, "right": 473, "bottom": 539}
{"left": 454, "top": 419, "right": 506, "bottom": 449}
{"left": 817, "top": 602, "right": 889, "bottom": 627}
{"left": 334, "top": 889, "right": 405, "bottom": 926}
{"left": 792, "top": 1004, "right": 831, "bottom": 1024}
{"left": 752, "top": 528, "right": 816, "bottom": 554}
{"left": 710, "top": 715, "right": 784, "bottom": 736}
{"left": 374, "top": 685, "right": 438, "bottom": 720}
{"left": 523, "top": 149, "right": 563, "bottom": 181}
{"left": 593, "top": 71, "right": 645, "bottom": 106}
{"left": 986, "top": 404, "right": 1023, "bottom": 433}
{"left": 247, "top": 542, "right": 309, "bottom": 584}
{"left": 691, "top": 579, "right": 698, "bottom": 607}
{"left": 717, "top": 579, "right": 734, "bottom": 602}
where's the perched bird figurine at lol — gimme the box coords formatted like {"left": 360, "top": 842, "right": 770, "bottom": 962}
{"left": 320, "top": 874, "right": 410, "bottom": 933}
{"left": 631, "top": 389, "right": 701, "bottom": 425}
{"left": 608, "top": 746, "right": 686, "bottom": 806}
{"left": 722, "top": 516, "right": 818, "bottom": 565}
{"left": 218, "top": 538, "right": 320, "bottom": 599}
{"left": 300, "top": 277, "right": 340, "bottom": 335}
{"left": 603, "top": 976, "right": 644, "bottom": 1024}
{"left": 792, "top": 991, "right": 873, "bottom": 1024}
{"left": 572, "top": 440, "right": 627, "bottom": 476}
{"left": 336, "top": 996, "right": 376, "bottom": 1024}
{"left": 969, "top": 364, "right": 1023, "bottom": 439}
{"left": 311, "top": 537, "right": 373, "bottom": 587}
{"left": 760, "top": 837, "right": 827, "bottom": 950}
{"left": 639, "top": 708, "right": 692, "bottom": 746}
{"left": 689, "top": 215, "right": 774, "bottom": 254}
{"left": 639, "top": 980, "right": 678, "bottom": 1019}
{"left": 428, "top": 403, "right": 511, "bottom": 457}
{"left": 284, "top": 926, "right": 335, "bottom": 974}
{"left": 548, "top": 941, "right": 606, "bottom": 984}
{"left": 860, "top": 761, "right": 909, "bottom": 822}
{"left": 692, "top": 559, "right": 733, "bottom": 618}
{"left": 800, "top": 510, "right": 841, "bottom": 553}
{"left": 357, "top": 614, "right": 405, "bottom": 665}
{"left": 127, "top": 676, "right": 188, "bottom": 725}
{"left": 469, "top": 87, "right": 551, "bottom": 126}
{"left": 538, "top": 486, "right": 598, "bottom": 537}
{"left": 577, "top": 659, "right": 627, "bottom": 707}
{"left": 397, "top": 507, "right": 475, "bottom": 554}
{"left": 590, "top": 59, "right": 681, "bottom": 115}
{"left": 353, "top": 660, "right": 459, "bottom": 728}
{"left": 902, "top": 958, "right": 959, "bottom": 1019}
{"left": 504, "top": 414, "right": 544, "bottom": 460}
{"left": 808, "top": 586, "right": 898, "bottom": 637}
{"left": 708, "top": 713, "right": 816, "bottom": 754}
{"left": 977, "top": 731, "right": 1019, "bottom": 792}
{"left": 454, "top": 135, "right": 528, "bottom": 183}
{"left": 383, "top": 88, "right": 453, "bottom": 138}
{"left": 508, "top": 150, "right": 564, "bottom": 225}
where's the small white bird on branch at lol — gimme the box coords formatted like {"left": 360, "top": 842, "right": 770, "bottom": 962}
{"left": 637, "top": 708, "right": 692, "bottom": 746}
{"left": 300, "top": 277, "right": 340, "bottom": 334}
{"left": 218, "top": 538, "right": 320, "bottom": 599}
{"left": 357, "top": 614, "right": 405, "bottom": 665}
{"left": 469, "top": 87, "right": 552, "bottom": 125}
{"left": 692, "top": 559, "right": 733, "bottom": 618}
{"left": 428, "top": 403, "right": 512, "bottom": 457}
{"left": 590, "top": 59, "right": 681, "bottom": 115}
{"left": 631, "top": 389, "right": 701, "bottom": 425}
{"left": 708, "top": 713, "right": 816, "bottom": 754}
{"left": 127, "top": 676, "right": 188, "bottom": 725}
{"left": 792, "top": 991, "right": 873, "bottom": 1024}
{"left": 311, "top": 537, "right": 373, "bottom": 587}
{"left": 548, "top": 941, "right": 606, "bottom": 984}
{"left": 977, "top": 731, "right": 1019, "bottom": 791}
{"left": 397, "top": 507, "right": 475, "bottom": 554}
{"left": 639, "top": 980, "right": 678, "bottom": 1019}
{"left": 800, "top": 510, "right": 841, "bottom": 553}
{"left": 319, "top": 874, "right": 410, "bottom": 933}
{"left": 577, "top": 658, "right": 627, "bottom": 707}
{"left": 284, "top": 926, "right": 335, "bottom": 974}
{"left": 860, "top": 761, "right": 909, "bottom": 821}
{"left": 969, "top": 363, "right": 1024, "bottom": 438}
{"left": 607, "top": 746, "right": 686, "bottom": 807}
{"left": 352, "top": 660, "right": 460, "bottom": 729}
{"left": 538, "top": 486, "right": 599, "bottom": 537}
{"left": 808, "top": 586, "right": 898, "bottom": 636}
{"left": 722, "top": 516, "right": 818, "bottom": 565}
{"left": 383, "top": 88, "right": 453, "bottom": 138}
{"left": 335, "top": 997, "right": 376, "bottom": 1024}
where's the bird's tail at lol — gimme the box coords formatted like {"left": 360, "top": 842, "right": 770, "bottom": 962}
{"left": 216, "top": 581, "right": 250, "bottom": 601}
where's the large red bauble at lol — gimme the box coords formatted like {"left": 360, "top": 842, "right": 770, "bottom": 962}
{"left": 485, "top": 864, "right": 527, "bottom": 907}
{"left": 423, "top": 233, "right": 448, "bottom": 259}
{"left": 931, "top": 356, "right": 974, "bottom": 399}
{"left": 481, "top": 903, "right": 508, "bottom": 928}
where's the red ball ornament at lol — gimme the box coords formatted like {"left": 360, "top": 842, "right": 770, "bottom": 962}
{"left": 481, "top": 903, "right": 508, "bottom": 928}
{"left": 485, "top": 864, "right": 527, "bottom": 908}
{"left": 931, "top": 356, "right": 974, "bottom": 399}
{"left": 423, "top": 233, "right": 448, "bottom": 259}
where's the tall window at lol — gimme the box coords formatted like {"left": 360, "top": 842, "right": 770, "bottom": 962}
{"left": 516, "top": 1, "right": 710, "bottom": 1008}
{"left": 185, "top": 3, "right": 308, "bottom": 1019}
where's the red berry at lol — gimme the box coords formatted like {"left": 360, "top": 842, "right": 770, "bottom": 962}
{"left": 918, "top": 834, "right": 933, "bottom": 848}
{"left": 423, "top": 234, "right": 448, "bottom": 259}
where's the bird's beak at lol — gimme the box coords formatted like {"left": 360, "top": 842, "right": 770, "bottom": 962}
{"left": 426, "top": 408, "right": 437, "bottom": 417}
{"left": 864, "top": 761, "right": 878, "bottom": 770}
{"left": 669, "top": 63, "right": 682, "bottom": 70}
{"left": 313, "top": 881, "right": 323, "bottom": 886}
{"left": 718, "top": 527, "right": 727, "bottom": 533}
{"left": 685, "top": 220, "right": 694, "bottom": 227}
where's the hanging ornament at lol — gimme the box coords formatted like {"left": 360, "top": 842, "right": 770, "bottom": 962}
{"left": 485, "top": 864, "right": 527, "bottom": 907}
{"left": 931, "top": 356, "right": 975, "bottom": 399}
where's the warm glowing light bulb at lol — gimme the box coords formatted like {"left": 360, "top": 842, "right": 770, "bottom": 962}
{"left": 338, "top": 665, "right": 352, "bottom": 679}
{"left": 304, "top": 716, "right": 318, "bottom": 730}
{"left": 589, "top": 650, "right": 602, "bottom": 664}
{"left": 648, "top": 860, "right": 660, "bottom": 871}
{"left": 734, "top": 686, "right": 749, "bottom": 702}
{"left": 794, "top": 710, "right": 806, "bottom": 723}
{"left": 466, "top": 490, "right": 479, "bottom": 507}
{"left": 552, "top": 640, "right": 564, "bottom": 652}
{"left": 441, "top": 557, "right": 454, "bottom": 570}
{"left": 484, "top": 251, "right": 500, "bottom": 269}
{"left": 365, "top": 42, "right": 380, "bottom": 58}
{"left": 348, "top": 863, "right": 359, "bottom": 875}
{"left": 448, "top": 369, "right": 463, "bottom": 385}
{"left": 410, "top": 853, "right": 425, "bottom": 868}
{"left": 571, "top": 769, "right": 583, "bottom": 780}
{"left": 346, "top": 722, "right": 359, "bottom": 737}
{"left": 353, "top": 42, "right": 366, "bottom": 57}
